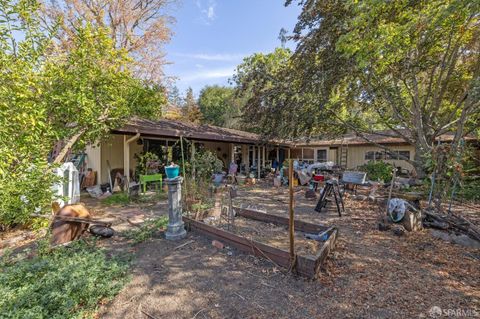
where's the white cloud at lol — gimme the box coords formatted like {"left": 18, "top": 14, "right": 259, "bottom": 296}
{"left": 174, "top": 52, "right": 244, "bottom": 61}
{"left": 181, "top": 66, "right": 235, "bottom": 82}
{"left": 196, "top": 0, "right": 216, "bottom": 24}
{"left": 206, "top": 5, "right": 215, "bottom": 20}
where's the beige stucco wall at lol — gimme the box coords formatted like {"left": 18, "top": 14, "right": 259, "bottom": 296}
{"left": 346, "top": 145, "right": 416, "bottom": 171}
{"left": 291, "top": 145, "right": 416, "bottom": 172}
{"left": 100, "top": 135, "right": 124, "bottom": 184}
{"left": 84, "top": 144, "right": 102, "bottom": 184}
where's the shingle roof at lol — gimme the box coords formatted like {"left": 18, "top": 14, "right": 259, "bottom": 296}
{"left": 294, "top": 130, "right": 477, "bottom": 147}
{"left": 112, "top": 117, "right": 286, "bottom": 145}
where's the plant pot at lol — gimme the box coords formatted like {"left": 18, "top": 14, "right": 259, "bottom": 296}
{"left": 165, "top": 166, "right": 180, "bottom": 179}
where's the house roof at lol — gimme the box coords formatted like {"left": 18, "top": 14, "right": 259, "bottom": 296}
{"left": 112, "top": 117, "right": 287, "bottom": 145}
{"left": 294, "top": 130, "right": 478, "bottom": 147}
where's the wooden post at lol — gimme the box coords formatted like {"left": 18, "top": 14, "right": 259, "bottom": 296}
{"left": 257, "top": 145, "right": 261, "bottom": 179}
{"left": 191, "top": 141, "right": 196, "bottom": 180}
{"left": 262, "top": 146, "right": 266, "bottom": 167}
{"left": 288, "top": 153, "right": 296, "bottom": 271}
{"left": 180, "top": 136, "right": 188, "bottom": 202}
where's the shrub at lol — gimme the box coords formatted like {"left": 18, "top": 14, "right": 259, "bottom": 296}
{"left": 0, "top": 240, "right": 130, "bottom": 318}
{"left": 123, "top": 216, "right": 168, "bottom": 243}
{"left": 359, "top": 161, "right": 394, "bottom": 182}
{"left": 101, "top": 193, "right": 130, "bottom": 205}
{"left": 457, "top": 178, "right": 480, "bottom": 201}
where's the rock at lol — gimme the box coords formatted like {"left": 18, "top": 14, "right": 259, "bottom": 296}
{"left": 378, "top": 222, "right": 391, "bottom": 231}
{"left": 392, "top": 225, "right": 406, "bottom": 236}
{"left": 430, "top": 230, "right": 480, "bottom": 249}
{"left": 212, "top": 240, "right": 224, "bottom": 249}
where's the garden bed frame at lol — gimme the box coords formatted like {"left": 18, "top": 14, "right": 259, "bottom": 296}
{"left": 182, "top": 207, "right": 338, "bottom": 279}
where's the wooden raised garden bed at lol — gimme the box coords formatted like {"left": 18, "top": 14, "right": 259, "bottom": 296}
{"left": 182, "top": 207, "right": 338, "bottom": 279}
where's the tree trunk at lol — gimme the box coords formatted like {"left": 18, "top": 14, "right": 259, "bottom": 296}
{"left": 412, "top": 144, "right": 428, "bottom": 179}
{"left": 53, "top": 129, "right": 86, "bottom": 164}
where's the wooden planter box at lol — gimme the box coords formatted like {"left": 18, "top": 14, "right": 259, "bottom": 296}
{"left": 182, "top": 207, "right": 338, "bottom": 279}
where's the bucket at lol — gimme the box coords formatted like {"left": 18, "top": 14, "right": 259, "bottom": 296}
{"left": 165, "top": 166, "right": 180, "bottom": 179}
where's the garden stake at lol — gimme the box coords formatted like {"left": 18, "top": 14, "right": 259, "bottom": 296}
{"left": 288, "top": 157, "right": 296, "bottom": 272}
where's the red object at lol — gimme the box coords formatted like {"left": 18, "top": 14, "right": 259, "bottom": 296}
{"left": 313, "top": 175, "right": 324, "bottom": 182}
{"left": 212, "top": 240, "right": 224, "bottom": 249}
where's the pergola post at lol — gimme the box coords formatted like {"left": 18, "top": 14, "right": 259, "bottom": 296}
{"left": 123, "top": 133, "right": 140, "bottom": 184}
{"left": 230, "top": 143, "right": 235, "bottom": 162}
{"left": 262, "top": 146, "right": 266, "bottom": 167}
{"left": 257, "top": 145, "right": 261, "bottom": 179}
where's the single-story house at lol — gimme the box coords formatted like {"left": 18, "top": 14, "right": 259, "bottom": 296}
{"left": 84, "top": 120, "right": 479, "bottom": 185}
{"left": 84, "top": 118, "right": 290, "bottom": 185}
{"left": 290, "top": 131, "right": 480, "bottom": 173}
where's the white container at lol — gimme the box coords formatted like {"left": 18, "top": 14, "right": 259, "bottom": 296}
{"left": 52, "top": 162, "right": 80, "bottom": 207}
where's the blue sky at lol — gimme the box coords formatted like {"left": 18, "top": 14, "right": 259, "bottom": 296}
{"left": 164, "top": 0, "right": 301, "bottom": 94}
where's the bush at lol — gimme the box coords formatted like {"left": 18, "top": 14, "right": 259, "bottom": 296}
{"left": 359, "top": 161, "right": 394, "bottom": 182}
{"left": 0, "top": 240, "right": 130, "bottom": 318}
{"left": 101, "top": 193, "right": 130, "bottom": 205}
{"left": 123, "top": 216, "right": 168, "bottom": 243}
{"left": 457, "top": 178, "right": 480, "bottom": 201}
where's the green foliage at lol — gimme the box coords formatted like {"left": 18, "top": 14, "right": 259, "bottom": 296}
{"left": 190, "top": 150, "right": 224, "bottom": 180}
{"left": 249, "top": 0, "right": 480, "bottom": 183}
{"left": 457, "top": 178, "right": 480, "bottom": 201}
{"left": 233, "top": 47, "right": 344, "bottom": 138}
{"left": 124, "top": 216, "right": 168, "bottom": 243}
{"left": 0, "top": 1, "right": 57, "bottom": 228}
{"left": 0, "top": 240, "right": 130, "bottom": 319}
{"left": 102, "top": 193, "right": 130, "bottom": 205}
{"left": 134, "top": 151, "right": 160, "bottom": 177}
{"left": 0, "top": 3, "right": 166, "bottom": 228}
{"left": 359, "top": 161, "right": 394, "bottom": 183}
{"left": 182, "top": 87, "right": 202, "bottom": 124}
{"left": 198, "top": 85, "right": 240, "bottom": 127}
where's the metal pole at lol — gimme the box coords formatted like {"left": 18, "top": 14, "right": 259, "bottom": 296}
{"left": 288, "top": 153, "right": 295, "bottom": 271}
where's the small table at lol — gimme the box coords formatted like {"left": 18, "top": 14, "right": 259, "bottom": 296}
{"left": 139, "top": 174, "right": 163, "bottom": 193}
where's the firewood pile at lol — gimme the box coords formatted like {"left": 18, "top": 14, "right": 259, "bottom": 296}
{"left": 423, "top": 209, "right": 480, "bottom": 242}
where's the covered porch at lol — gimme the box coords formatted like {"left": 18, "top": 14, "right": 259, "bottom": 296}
{"left": 85, "top": 118, "right": 290, "bottom": 185}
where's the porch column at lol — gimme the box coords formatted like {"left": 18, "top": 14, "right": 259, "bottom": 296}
{"left": 257, "top": 145, "right": 261, "bottom": 179}
{"left": 252, "top": 146, "right": 256, "bottom": 168}
{"left": 242, "top": 145, "right": 249, "bottom": 171}
{"left": 123, "top": 133, "right": 140, "bottom": 184}
{"left": 230, "top": 143, "right": 235, "bottom": 162}
{"left": 262, "top": 146, "right": 265, "bottom": 167}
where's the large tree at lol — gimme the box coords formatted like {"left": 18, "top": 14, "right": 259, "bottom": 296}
{"left": 0, "top": 1, "right": 166, "bottom": 227}
{"left": 233, "top": 48, "right": 345, "bottom": 138}
{"left": 42, "top": 0, "right": 175, "bottom": 82}
{"left": 198, "top": 85, "right": 241, "bottom": 128}
{"left": 182, "top": 87, "right": 202, "bottom": 124}
{"left": 238, "top": 0, "right": 480, "bottom": 183}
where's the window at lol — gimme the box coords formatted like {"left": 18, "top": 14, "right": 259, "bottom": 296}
{"left": 291, "top": 148, "right": 303, "bottom": 159}
{"left": 398, "top": 151, "right": 410, "bottom": 160}
{"left": 375, "top": 151, "right": 385, "bottom": 160}
{"left": 365, "top": 151, "right": 375, "bottom": 160}
{"left": 302, "top": 148, "right": 314, "bottom": 160}
{"left": 367, "top": 150, "right": 411, "bottom": 161}
{"left": 316, "top": 149, "right": 327, "bottom": 162}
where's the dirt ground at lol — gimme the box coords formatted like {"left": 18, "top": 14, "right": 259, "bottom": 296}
{"left": 96, "top": 184, "right": 479, "bottom": 319}
{"left": 1, "top": 185, "right": 479, "bottom": 318}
